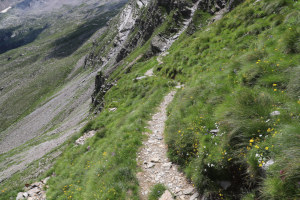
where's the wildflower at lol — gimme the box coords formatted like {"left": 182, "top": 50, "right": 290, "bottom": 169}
{"left": 255, "top": 145, "right": 259, "bottom": 149}
{"left": 274, "top": 89, "right": 277, "bottom": 91}
{"left": 267, "top": 128, "right": 272, "bottom": 132}
{"left": 103, "top": 152, "right": 107, "bottom": 156}
{"left": 273, "top": 83, "right": 277, "bottom": 87}
{"left": 265, "top": 147, "right": 269, "bottom": 150}
{"left": 228, "top": 158, "right": 232, "bottom": 161}
{"left": 259, "top": 163, "right": 262, "bottom": 167}
{"left": 250, "top": 139, "right": 254, "bottom": 143}
{"left": 276, "top": 64, "right": 280, "bottom": 67}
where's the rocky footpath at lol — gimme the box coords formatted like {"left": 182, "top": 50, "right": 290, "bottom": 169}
{"left": 137, "top": 90, "right": 199, "bottom": 200}
{"left": 16, "top": 177, "right": 50, "bottom": 200}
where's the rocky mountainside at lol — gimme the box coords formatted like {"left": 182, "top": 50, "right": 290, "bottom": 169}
{"left": 88, "top": 0, "right": 243, "bottom": 110}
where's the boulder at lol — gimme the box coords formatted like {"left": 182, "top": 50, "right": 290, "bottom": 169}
{"left": 183, "top": 187, "right": 194, "bottom": 195}
{"left": 151, "top": 36, "right": 167, "bottom": 54}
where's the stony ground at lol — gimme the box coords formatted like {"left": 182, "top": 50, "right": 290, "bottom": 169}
{"left": 137, "top": 90, "right": 199, "bottom": 200}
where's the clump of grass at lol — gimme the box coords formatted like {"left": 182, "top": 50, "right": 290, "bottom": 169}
{"left": 148, "top": 184, "right": 167, "bottom": 200}
{"left": 279, "top": 28, "right": 300, "bottom": 54}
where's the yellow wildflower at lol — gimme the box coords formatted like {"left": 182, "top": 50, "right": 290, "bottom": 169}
{"left": 250, "top": 139, "right": 254, "bottom": 143}
{"left": 255, "top": 145, "right": 259, "bottom": 149}
{"left": 265, "top": 147, "right": 269, "bottom": 150}
{"left": 273, "top": 83, "right": 277, "bottom": 87}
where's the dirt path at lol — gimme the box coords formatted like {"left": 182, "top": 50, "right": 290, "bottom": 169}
{"left": 137, "top": 91, "right": 199, "bottom": 200}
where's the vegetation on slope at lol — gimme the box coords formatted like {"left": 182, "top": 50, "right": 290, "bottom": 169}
{"left": 45, "top": 58, "right": 175, "bottom": 199}
{"left": 2, "top": 0, "right": 298, "bottom": 199}
{"left": 161, "top": 0, "right": 300, "bottom": 199}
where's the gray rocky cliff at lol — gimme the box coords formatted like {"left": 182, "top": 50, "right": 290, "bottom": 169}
{"left": 89, "top": 0, "right": 243, "bottom": 109}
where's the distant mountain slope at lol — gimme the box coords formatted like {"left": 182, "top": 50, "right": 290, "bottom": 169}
{"left": 0, "top": 0, "right": 127, "bottom": 188}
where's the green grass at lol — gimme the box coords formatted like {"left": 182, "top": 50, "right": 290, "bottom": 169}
{"left": 160, "top": 0, "right": 300, "bottom": 199}
{"left": 148, "top": 184, "right": 167, "bottom": 200}
{"left": 44, "top": 57, "right": 174, "bottom": 199}
{"left": 44, "top": 0, "right": 299, "bottom": 199}
{"left": 2, "top": 0, "right": 299, "bottom": 199}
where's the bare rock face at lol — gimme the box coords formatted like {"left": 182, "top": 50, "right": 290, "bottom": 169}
{"left": 151, "top": 35, "right": 168, "bottom": 54}
{"left": 92, "top": 71, "right": 115, "bottom": 110}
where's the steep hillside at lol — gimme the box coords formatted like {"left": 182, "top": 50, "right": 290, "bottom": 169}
{"left": 0, "top": 0, "right": 299, "bottom": 199}
{"left": 0, "top": 0, "right": 127, "bottom": 196}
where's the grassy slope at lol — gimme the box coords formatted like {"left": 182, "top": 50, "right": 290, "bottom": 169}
{"left": 4, "top": 0, "right": 298, "bottom": 199}
{"left": 0, "top": 5, "right": 124, "bottom": 200}
{"left": 162, "top": 0, "right": 300, "bottom": 199}
{"left": 45, "top": 58, "right": 175, "bottom": 200}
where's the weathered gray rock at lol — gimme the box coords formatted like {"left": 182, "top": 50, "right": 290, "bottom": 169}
{"left": 162, "top": 162, "right": 172, "bottom": 170}
{"left": 159, "top": 190, "right": 173, "bottom": 200}
{"left": 190, "top": 192, "right": 199, "bottom": 200}
{"left": 151, "top": 157, "right": 160, "bottom": 163}
{"left": 147, "top": 162, "right": 155, "bottom": 168}
{"left": 151, "top": 36, "right": 168, "bottom": 54}
{"left": 16, "top": 192, "right": 24, "bottom": 200}
{"left": 75, "top": 130, "right": 96, "bottom": 145}
{"left": 270, "top": 111, "right": 281, "bottom": 116}
{"left": 210, "top": 129, "right": 219, "bottom": 134}
{"left": 27, "top": 187, "right": 40, "bottom": 196}
{"left": 183, "top": 187, "right": 194, "bottom": 195}
{"left": 23, "top": 192, "right": 28, "bottom": 198}
{"left": 217, "top": 180, "right": 232, "bottom": 190}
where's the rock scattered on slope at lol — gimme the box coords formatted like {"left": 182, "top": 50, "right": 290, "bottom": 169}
{"left": 75, "top": 130, "right": 96, "bottom": 145}
{"left": 16, "top": 177, "right": 50, "bottom": 200}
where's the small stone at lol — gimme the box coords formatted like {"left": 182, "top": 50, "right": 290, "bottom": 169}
{"left": 183, "top": 187, "right": 194, "bottom": 195}
{"left": 263, "top": 159, "right": 275, "bottom": 170}
{"left": 218, "top": 181, "right": 231, "bottom": 190}
{"left": 157, "top": 136, "right": 163, "bottom": 140}
{"left": 151, "top": 157, "right": 160, "bottom": 163}
{"left": 16, "top": 192, "right": 24, "bottom": 200}
{"left": 159, "top": 190, "right": 173, "bottom": 200}
{"left": 210, "top": 129, "right": 219, "bottom": 134}
{"left": 190, "top": 192, "right": 199, "bottom": 200}
{"left": 147, "top": 163, "right": 155, "bottom": 168}
{"left": 23, "top": 192, "right": 28, "bottom": 198}
{"left": 109, "top": 108, "right": 117, "bottom": 112}
{"left": 27, "top": 187, "right": 40, "bottom": 196}
{"left": 162, "top": 162, "right": 172, "bottom": 170}
{"left": 270, "top": 111, "right": 280, "bottom": 116}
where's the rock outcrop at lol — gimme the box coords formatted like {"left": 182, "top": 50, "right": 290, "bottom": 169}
{"left": 16, "top": 177, "right": 50, "bottom": 200}
{"left": 89, "top": 0, "right": 244, "bottom": 109}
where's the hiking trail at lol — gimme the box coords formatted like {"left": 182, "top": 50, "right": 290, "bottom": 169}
{"left": 137, "top": 91, "right": 199, "bottom": 200}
